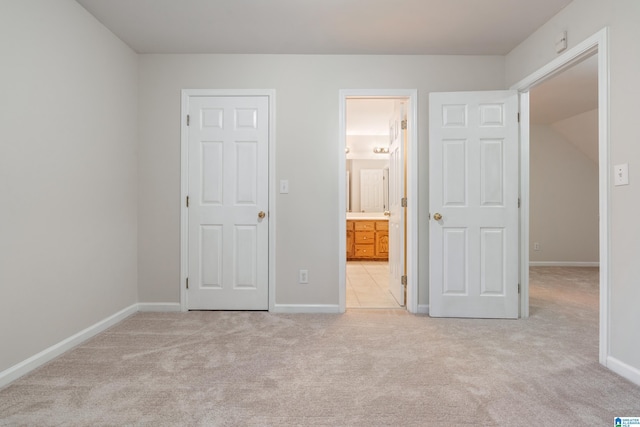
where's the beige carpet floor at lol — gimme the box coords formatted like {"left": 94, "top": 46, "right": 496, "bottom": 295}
{"left": 1, "top": 267, "right": 639, "bottom": 426}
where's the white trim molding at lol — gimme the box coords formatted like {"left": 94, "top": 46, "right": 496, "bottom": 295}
{"left": 529, "top": 262, "right": 600, "bottom": 268}
{"left": 416, "top": 305, "right": 429, "bottom": 315}
{"left": 0, "top": 304, "right": 138, "bottom": 389}
{"left": 607, "top": 356, "right": 640, "bottom": 388}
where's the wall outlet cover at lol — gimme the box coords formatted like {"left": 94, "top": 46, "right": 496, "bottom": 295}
{"left": 299, "top": 269, "right": 308, "bottom": 284}
{"left": 614, "top": 163, "right": 629, "bottom": 186}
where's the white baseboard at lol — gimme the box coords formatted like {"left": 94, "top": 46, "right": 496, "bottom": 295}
{"left": 271, "top": 304, "right": 342, "bottom": 314}
{"left": 416, "top": 304, "right": 429, "bottom": 315}
{"left": 0, "top": 304, "right": 138, "bottom": 389}
{"left": 607, "top": 356, "right": 640, "bottom": 387}
{"left": 529, "top": 261, "right": 600, "bottom": 267}
{"left": 137, "top": 302, "right": 181, "bottom": 312}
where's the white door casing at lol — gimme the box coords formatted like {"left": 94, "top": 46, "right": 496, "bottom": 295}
{"left": 429, "top": 91, "right": 519, "bottom": 318}
{"left": 388, "top": 100, "right": 406, "bottom": 306}
{"left": 510, "top": 28, "right": 609, "bottom": 364}
{"left": 186, "top": 95, "right": 269, "bottom": 310}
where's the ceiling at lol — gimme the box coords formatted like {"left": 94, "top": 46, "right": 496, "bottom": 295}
{"left": 347, "top": 99, "right": 397, "bottom": 136}
{"left": 75, "top": 0, "right": 596, "bottom": 136}
{"left": 75, "top": 0, "right": 572, "bottom": 55}
{"left": 530, "top": 54, "right": 598, "bottom": 124}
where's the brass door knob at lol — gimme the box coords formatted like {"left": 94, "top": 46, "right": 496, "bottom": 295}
{"left": 433, "top": 213, "right": 442, "bottom": 221}
{"left": 258, "top": 211, "right": 266, "bottom": 219}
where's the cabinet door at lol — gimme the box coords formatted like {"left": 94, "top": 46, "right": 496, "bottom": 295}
{"left": 376, "top": 231, "right": 389, "bottom": 257}
{"left": 346, "top": 230, "right": 354, "bottom": 259}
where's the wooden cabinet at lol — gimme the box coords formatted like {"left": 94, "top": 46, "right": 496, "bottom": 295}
{"left": 375, "top": 221, "right": 389, "bottom": 258}
{"left": 346, "top": 221, "right": 354, "bottom": 259}
{"left": 347, "top": 220, "right": 389, "bottom": 260}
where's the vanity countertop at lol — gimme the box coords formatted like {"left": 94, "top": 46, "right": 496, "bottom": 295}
{"left": 346, "top": 213, "right": 389, "bottom": 221}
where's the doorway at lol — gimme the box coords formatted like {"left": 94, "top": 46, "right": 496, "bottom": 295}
{"left": 528, "top": 54, "right": 600, "bottom": 267}
{"left": 512, "top": 28, "right": 609, "bottom": 364}
{"left": 338, "top": 90, "right": 418, "bottom": 313}
{"left": 345, "top": 98, "right": 400, "bottom": 308}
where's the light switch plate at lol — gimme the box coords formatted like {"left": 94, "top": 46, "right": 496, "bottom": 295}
{"left": 280, "top": 179, "right": 289, "bottom": 194}
{"left": 614, "top": 163, "right": 629, "bottom": 186}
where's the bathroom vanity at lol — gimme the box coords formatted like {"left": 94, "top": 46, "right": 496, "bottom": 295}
{"left": 346, "top": 215, "right": 389, "bottom": 260}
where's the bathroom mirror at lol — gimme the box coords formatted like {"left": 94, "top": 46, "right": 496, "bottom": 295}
{"left": 346, "top": 159, "right": 389, "bottom": 213}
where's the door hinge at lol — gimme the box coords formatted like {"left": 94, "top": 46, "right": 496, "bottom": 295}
{"left": 401, "top": 198, "right": 407, "bottom": 207}
{"left": 518, "top": 283, "right": 520, "bottom": 293}
{"left": 186, "top": 277, "right": 189, "bottom": 289}
{"left": 517, "top": 112, "right": 520, "bottom": 123}
{"left": 186, "top": 196, "right": 189, "bottom": 208}
{"left": 401, "top": 119, "right": 407, "bottom": 130}
{"left": 401, "top": 275, "right": 407, "bottom": 286}
{"left": 187, "top": 114, "right": 190, "bottom": 126}
{"left": 518, "top": 198, "right": 520, "bottom": 208}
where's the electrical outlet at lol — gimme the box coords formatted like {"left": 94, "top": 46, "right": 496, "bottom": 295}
{"left": 299, "top": 269, "right": 308, "bottom": 284}
{"left": 534, "top": 242, "right": 540, "bottom": 251}
{"left": 614, "top": 164, "right": 629, "bottom": 186}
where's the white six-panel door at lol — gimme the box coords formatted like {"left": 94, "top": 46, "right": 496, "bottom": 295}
{"left": 187, "top": 96, "right": 269, "bottom": 310}
{"left": 429, "top": 91, "right": 519, "bottom": 318}
{"left": 360, "top": 169, "right": 384, "bottom": 212}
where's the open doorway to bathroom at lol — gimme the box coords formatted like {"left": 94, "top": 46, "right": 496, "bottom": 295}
{"left": 344, "top": 97, "right": 408, "bottom": 309}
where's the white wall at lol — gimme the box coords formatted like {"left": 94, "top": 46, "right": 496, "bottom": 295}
{"left": 530, "top": 124, "right": 599, "bottom": 264}
{"left": 507, "top": 0, "right": 640, "bottom": 379}
{"left": 0, "top": 0, "right": 139, "bottom": 372}
{"left": 551, "top": 109, "right": 599, "bottom": 164}
{"left": 137, "top": 54, "right": 506, "bottom": 308}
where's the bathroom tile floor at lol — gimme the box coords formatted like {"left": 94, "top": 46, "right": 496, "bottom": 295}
{"left": 346, "top": 261, "right": 402, "bottom": 309}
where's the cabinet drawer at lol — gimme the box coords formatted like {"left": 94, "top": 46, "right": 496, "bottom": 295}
{"left": 376, "top": 221, "right": 389, "bottom": 231}
{"left": 355, "top": 231, "right": 375, "bottom": 244}
{"left": 354, "top": 245, "right": 375, "bottom": 258}
{"left": 354, "top": 221, "right": 375, "bottom": 231}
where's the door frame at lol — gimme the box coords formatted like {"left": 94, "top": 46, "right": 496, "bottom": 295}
{"left": 179, "top": 89, "right": 277, "bottom": 312}
{"left": 338, "top": 89, "right": 418, "bottom": 313}
{"left": 511, "top": 28, "right": 609, "bottom": 363}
